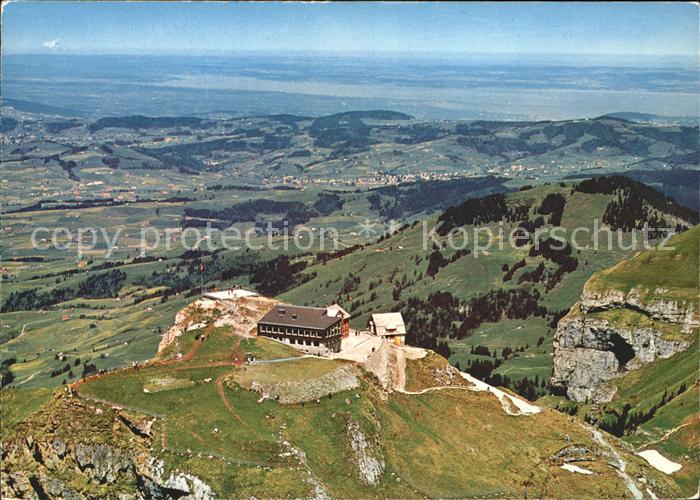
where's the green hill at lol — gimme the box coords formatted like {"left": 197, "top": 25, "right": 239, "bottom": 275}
{"left": 586, "top": 224, "right": 699, "bottom": 298}
{"left": 1, "top": 325, "right": 682, "bottom": 498}
{"left": 547, "top": 226, "right": 699, "bottom": 494}
{"left": 280, "top": 179, "right": 696, "bottom": 399}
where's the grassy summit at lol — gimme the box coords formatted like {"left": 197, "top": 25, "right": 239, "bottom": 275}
{"left": 2, "top": 324, "right": 684, "bottom": 498}
{"left": 586, "top": 224, "right": 700, "bottom": 301}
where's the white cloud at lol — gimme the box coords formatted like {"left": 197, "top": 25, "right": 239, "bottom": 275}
{"left": 42, "top": 39, "right": 60, "bottom": 49}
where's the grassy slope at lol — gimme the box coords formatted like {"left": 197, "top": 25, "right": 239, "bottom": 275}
{"left": 381, "top": 390, "right": 634, "bottom": 498}
{"left": 3, "top": 327, "right": 682, "bottom": 498}
{"left": 586, "top": 224, "right": 700, "bottom": 303}
{"left": 281, "top": 185, "right": 636, "bottom": 387}
{"left": 232, "top": 357, "right": 342, "bottom": 388}
{"left": 544, "top": 227, "right": 699, "bottom": 493}
{"left": 1, "top": 294, "right": 191, "bottom": 388}
{"left": 0, "top": 386, "right": 54, "bottom": 429}
{"left": 625, "top": 387, "right": 699, "bottom": 495}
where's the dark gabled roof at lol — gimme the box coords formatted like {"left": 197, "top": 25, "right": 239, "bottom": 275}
{"left": 258, "top": 304, "right": 340, "bottom": 330}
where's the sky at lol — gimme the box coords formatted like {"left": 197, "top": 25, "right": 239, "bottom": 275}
{"left": 2, "top": 2, "right": 698, "bottom": 59}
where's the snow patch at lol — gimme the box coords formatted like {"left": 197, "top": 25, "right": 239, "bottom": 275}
{"left": 561, "top": 463, "right": 594, "bottom": 475}
{"left": 637, "top": 450, "right": 682, "bottom": 475}
{"left": 459, "top": 371, "right": 541, "bottom": 416}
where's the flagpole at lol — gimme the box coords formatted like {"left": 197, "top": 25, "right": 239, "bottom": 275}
{"left": 195, "top": 236, "right": 208, "bottom": 299}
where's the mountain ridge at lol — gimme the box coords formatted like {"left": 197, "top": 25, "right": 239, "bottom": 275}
{"left": 1, "top": 292, "right": 685, "bottom": 498}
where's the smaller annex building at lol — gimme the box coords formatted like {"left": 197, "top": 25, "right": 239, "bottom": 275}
{"left": 367, "top": 312, "right": 406, "bottom": 345}
{"left": 325, "top": 304, "right": 352, "bottom": 337}
{"left": 257, "top": 304, "right": 342, "bottom": 353}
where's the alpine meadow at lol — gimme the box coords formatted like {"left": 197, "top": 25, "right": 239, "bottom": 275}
{"left": 1, "top": 2, "right": 698, "bottom": 499}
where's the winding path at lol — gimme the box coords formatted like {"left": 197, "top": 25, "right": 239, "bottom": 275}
{"left": 16, "top": 370, "right": 42, "bottom": 386}
{"left": 394, "top": 374, "right": 541, "bottom": 417}
{"left": 215, "top": 372, "right": 247, "bottom": 427}
{"left": 587, "top": 426, "right": 643, "bottom": 499}
{"left": 641, "top": 417, "right": 698, "bottom": 448}
{"left": 396, "top": 385, "right": 471, "bottom": 396}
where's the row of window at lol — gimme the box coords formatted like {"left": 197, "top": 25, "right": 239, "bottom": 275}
{"left": 266, "top": 335, "right": 341, "bottom": 352}
{"left": 259, "top": 323, "right": 341, "bottom": 337}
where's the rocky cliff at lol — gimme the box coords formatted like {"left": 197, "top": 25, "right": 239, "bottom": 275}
{"left": 551, "top": 228, "right": 699, "bottom": 403}
{"left": 157, "top": 294, "right": 276, "bottom": 355}
{"left": 550, "top": 291, "right": 694, "bottom": 403}
{"left": 1, "top": 391, "right": 213, "bottom": 499}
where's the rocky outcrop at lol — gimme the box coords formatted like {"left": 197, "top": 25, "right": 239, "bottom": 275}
{"left": 580, "top": 286, "right": 698, "bottom": 333}
{"left": 250, "top": 364, "right": 360, "bottom": 404}
{"left": 1, "top": 395, "right": 214, "bottom": 499}
{"left": 551, "top": 287, "right": 696, "bottom": 403}
{"left": 157, "top": 295, "right": 276, "bottom": 355}
{"left": 362, "top": 340, "right": 403, "bottom": 391}
{"left": 157, "top": 299, "right": 219, "bottom": 353}
{"left": 346, "top": 418, "right": 384, "bottom": 486}
{"left": 3, "top": 438, "right": 215, "bottom": 499}
{"left": 74, "top": 442, "right": 133, "bottom": 483}
{"left": 2, "top": 436, "right": 215, "bottom": 500}
{"left": 143, "top": 458, "right": 214, "bottom": 500}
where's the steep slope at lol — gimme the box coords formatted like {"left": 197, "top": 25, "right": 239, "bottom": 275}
{"left": 551, "top": 226, "right": 698, "bottom": 403}
{"left": 549, "top": 226, "right": 699, "bottom": 495}
{"left": 1, "top": 296, "right": 683, "bottom": 499}
{"left": 281, "top": 178, "right": 696, "bottom": 399}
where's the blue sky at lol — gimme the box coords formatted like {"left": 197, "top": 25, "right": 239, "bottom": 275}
{"left": 3, "top": 2, "right": 698, "bottom": 58}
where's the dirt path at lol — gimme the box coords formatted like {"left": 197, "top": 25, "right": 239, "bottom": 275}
{"left": 69, "top": 321, "right": 268, "bottom": 463}
{"left": 16, "top": 370, "right": 42, "bottom": 386}
{"left": 586, "top": 425, "right": 643, "bottom": 499}
{"left": 641, "top": 416, "right": 698, "bottom": 448}
{"left": 216, "top": 371, "right": 248, "bottom": 428}
{"left": 394, "top": 373, "right": 541, "bottom": 417}
{"left": 178, "top": 337, "right": 203, "bottom": 362}
{"left": 459, "top": 371, "right": 540, "bottom": 416}
{"left": 7, "top": 317, "right": 54, "bottom": 345}
{"left": 396, "top": 385, "right": 470, "bottom": 396}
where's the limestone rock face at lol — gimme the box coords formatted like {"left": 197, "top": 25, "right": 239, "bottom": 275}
{"left": 580, "top": 286, "right": 698, "bottom": 333}
{"left": 551, "top": 287, "right": 695, "bottom": 403}
{"left": 250, "top": 364, "right": 360, "bottom": 404}
{"left": 347, "top": 418, "right": 385, "bottom": 486}
{"left": 74, "top": 443, "right": 133, "bottom": 483}
{"left": 157, "top": 295, "right": 276, "bottom": 354}
{"left": 157, "top": 298, "right": 216, "bottom": 353}
{"left": 1, "top": 425, "right": 214, "bottom": 499}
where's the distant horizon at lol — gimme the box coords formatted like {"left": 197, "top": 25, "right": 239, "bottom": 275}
{"left": 3, "top": 49, "right": 696, "bottom": 58}
{"left": 2, "top": 2, "right": 697, "bottom": 60}
{"left": 3, "top": 53, "right": 697, "bottom": 120}
{"left": 3, "top": 51, "right": 697, "bottom": 71}
{"left": 2, "top": 95, "right": 697, "bottom": 121}
{"left": 3, "top": 3, "right": 697, "bottom": 121}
